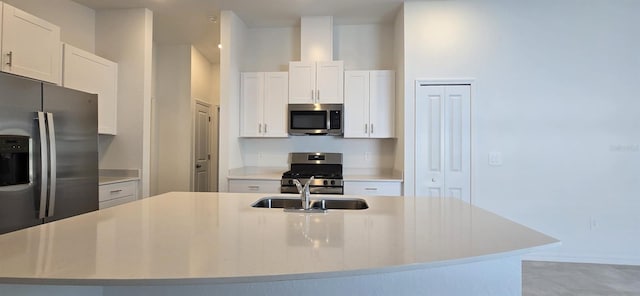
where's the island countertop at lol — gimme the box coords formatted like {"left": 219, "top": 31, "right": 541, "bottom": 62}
{"left": 0, "top": 192, "right": 558, "bottom": 285}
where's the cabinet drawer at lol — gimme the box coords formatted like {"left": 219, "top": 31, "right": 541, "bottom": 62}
{"left": 99, "top": 194, "right": 137, "bottom": 210}
{"left": 229, "top": 180, "right": 280, "bottom": 193}
{"left": 344, "top": 181, "right": 402, "bottom": 196}
{"left": 99, "top": 181, "right": 138, "bottom": 202}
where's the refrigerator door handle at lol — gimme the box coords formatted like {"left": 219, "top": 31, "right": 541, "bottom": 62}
{"left": 46, "top": 112, "right": 57, "bottom": 218}
{"left": 37, "top": 112, "right": 48, "bottom": 219}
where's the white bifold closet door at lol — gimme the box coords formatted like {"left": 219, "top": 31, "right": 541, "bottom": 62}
{"left": 415, "top": 84, "right": 471, "bottom": 203}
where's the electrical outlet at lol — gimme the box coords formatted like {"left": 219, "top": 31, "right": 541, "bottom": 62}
{"left": 488, "top": 152, "right": 502, "bottom": 166}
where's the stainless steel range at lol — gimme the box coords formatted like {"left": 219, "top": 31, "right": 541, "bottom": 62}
{"left": 281, "top": 152, "right": 344, "bottom": 195}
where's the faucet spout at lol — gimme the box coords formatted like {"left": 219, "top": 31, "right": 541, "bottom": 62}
{"left": 293, "top": 176, "right": 314, "bottom": 210}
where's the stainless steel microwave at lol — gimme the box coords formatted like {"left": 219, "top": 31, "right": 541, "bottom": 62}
{"left": 288, "top": 104, "right": 343, "bottom": 136}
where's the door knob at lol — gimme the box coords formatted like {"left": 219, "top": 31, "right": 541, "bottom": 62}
{"left": 196, "top": 164, "right": 202, "bottom": 168}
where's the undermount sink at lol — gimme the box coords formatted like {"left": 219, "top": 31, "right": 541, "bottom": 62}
{"left": 251, "top": 197, "right": 369, "bottom": 211}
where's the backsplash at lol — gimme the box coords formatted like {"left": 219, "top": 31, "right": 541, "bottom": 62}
{"left": 240, "top": 137, "right": 396, "bottom": 169}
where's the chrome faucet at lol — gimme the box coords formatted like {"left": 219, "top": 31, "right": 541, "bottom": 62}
{"left": 292, "top": 176, "right": 314, "bottom": 210}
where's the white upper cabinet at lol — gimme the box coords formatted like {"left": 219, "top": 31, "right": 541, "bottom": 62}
{"left": 344, "top": 70, "right": 395, "bottom": 138}
{"left": 62, "top": 44, "right": 118, "bottom": 135}
{"left": 1, "top": 3, "right": 61, "bottom": 84}
{"left": 240, "top": 72, "right": 288, "bottom": 138}
{"left": 289, "top": 61, "right": 343, "bottom": 104}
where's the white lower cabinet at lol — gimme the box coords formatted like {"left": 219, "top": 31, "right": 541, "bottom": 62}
{"left": 99, "top": 180, "right": 139, "bottom": 209}
{"left": 344, "top": 181, "right": 402, "bottom": 196}
{"left": 228, "top": 180, "right": 280, "bottom": 194}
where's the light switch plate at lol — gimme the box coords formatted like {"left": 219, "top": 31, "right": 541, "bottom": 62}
{"left": 488, "top": 152, "right": 503, "bottom": 166}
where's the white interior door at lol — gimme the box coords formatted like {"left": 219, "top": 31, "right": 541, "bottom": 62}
{"left": 194, "top": 102, "right": 211, "bottom": 192}
{"left": 415, "top": 84, "right": 471, "bottom": 203}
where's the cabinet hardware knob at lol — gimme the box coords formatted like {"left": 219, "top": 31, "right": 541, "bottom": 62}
{"left": 258, "top": 123, "right": 262, "bottom": 133}
{"left": 365, "top": 124, "right": 368, "bottom": 133}
{"left": 371, "top": 124, "right": 374, "bottom": 133}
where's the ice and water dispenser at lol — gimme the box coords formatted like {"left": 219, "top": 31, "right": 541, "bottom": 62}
{"left": 0, "top": 135, "right": 30, "bottom": 186}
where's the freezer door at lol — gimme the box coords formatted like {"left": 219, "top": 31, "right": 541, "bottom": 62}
{"left": 42, "top": 84, "right": 98, "bottom": 222}
{"left": 0, "top": 73, "right": 44, "bottom": 234}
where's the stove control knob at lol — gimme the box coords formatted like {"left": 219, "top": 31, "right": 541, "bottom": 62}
{"left": 330, "top": 180, "right": 336, "bottom": 185}
{"left": 288, "top": 180, "right": 293, "bottom": 185}
{"left": 323, "top": 180, "right": 328, "bottom": 185}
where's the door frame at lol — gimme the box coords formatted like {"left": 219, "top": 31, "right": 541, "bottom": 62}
{"left": 192, "top": 99, "right": 212, "bottom": 192}
{"left": 414, "top": 78, "right": 477, "bottom": 203}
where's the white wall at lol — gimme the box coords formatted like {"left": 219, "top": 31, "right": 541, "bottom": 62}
{"left": 96, "top": 9, "right": 154, "bottom": 198}
{"left": 3, "top": 0, "right": 95, "bottom": 52}
{"left": 243, "top": 27, "right": 299, "bottom": 72}
{"left": 155, "top": 45, "right": 192, "bottom": 193}
{"left": 393, "top": 7, "right": 405, "bottom": 183}
{"left": 334, "top": 24, "right": 394, "bottom": 70}
{"left": 191, "top": 47, "right": 213, "bottom": 102}
{"left": 403, "top": 0, "right": 640, "bottom": 264}
{"left": 218, "top": 10, "right": 247, "bottom": 191}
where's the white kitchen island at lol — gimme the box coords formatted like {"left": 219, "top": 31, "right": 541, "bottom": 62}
{"left": 0, "top": 192, "right": 558, "bottom": 296}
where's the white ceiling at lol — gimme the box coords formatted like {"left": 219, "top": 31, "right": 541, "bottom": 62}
{"left": 72, "top": 0, "right": 404, "bottom": 63}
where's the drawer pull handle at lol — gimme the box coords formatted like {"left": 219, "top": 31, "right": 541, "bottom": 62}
{"left": 110, "top": 189, "right": 123, "bottom": 193}
{"left": 365, "top": 188, "right": 378, "bottom": 191}
{"left": 248, "top": 186, "right": 260, "bottom": 190}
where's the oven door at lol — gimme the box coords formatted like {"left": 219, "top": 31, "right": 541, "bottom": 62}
{"left": 288, "top": 105, "right": 329, "bottom": 135}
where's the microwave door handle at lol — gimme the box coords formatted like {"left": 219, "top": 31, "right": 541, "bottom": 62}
{"left": 46, "top": 113, "right": 57, "bottom": 217}
{"left": 37, "top": 112, "right": 48, "bottom": 219}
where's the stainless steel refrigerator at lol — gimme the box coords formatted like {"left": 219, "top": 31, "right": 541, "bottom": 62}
{"left": 0, "top": 72, "right": 98, "bottom": 235}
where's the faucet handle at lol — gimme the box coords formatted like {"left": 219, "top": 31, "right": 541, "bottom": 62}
{"left": 292, "top": 179, "right": 303, "bottom": 193}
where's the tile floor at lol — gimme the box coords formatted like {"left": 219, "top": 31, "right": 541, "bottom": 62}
{"left": 523, "top": 261, "right": 640, "bottom": 296}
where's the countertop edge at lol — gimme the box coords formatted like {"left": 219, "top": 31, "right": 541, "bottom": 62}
{"left": 0, "top": 242, "right": 560, "bottom": 286}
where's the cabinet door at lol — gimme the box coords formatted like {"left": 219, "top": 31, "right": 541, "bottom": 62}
{"left": 343, "top": 71, "right": 370, "bottom": 138}
{"left": 228, "top": 180, "right": 281, "bottom": 193}
{"left": 288, "top": 61, "right": 315, "bottom": 104}
{"left": 344, "top": 181, "right": 402, "bottom": 196}
{"left": 1, "top": 3, "right": 61, "bottom": 84}
{"left": 240, "top": 72, "right": 264, "bottom": 137}
{"left": 62, "top": 44, "right": 118, "bottom": 135}
{"left": 316, "top": 61, "right": 344, "bottom": 104}
{"left": 263, "top": 72, "right": 289, "bottom": 137}
{"left": 369, "top": 71, "right": 395, "bottom": 138}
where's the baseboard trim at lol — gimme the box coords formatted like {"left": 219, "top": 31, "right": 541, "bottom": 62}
{"left": 523, "top": 254, "right": 640, "bottom": 266}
